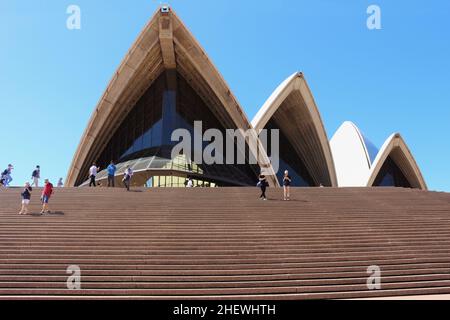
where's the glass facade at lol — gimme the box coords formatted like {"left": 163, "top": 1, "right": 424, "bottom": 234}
{"left": 90, "top": 71, "right": 259, "bottom": 187}
{"left": 148, "top": 176, "right": 217, "bottom": 188}
{"left": 264, "top": 119, "right": 315, "bottom": 187}
{"left": 80, "top": 155, "right": 220, "bottom": 187}
{"left": 373, "top": 156, "right": 412, "bottom": 188}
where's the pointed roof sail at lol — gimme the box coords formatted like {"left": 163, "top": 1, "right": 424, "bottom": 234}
{"left": 252, "top": 72, "right": 337, "bottom": 187}
{"left": 66, "top": 6, "right": 426, "bottom": 189}
{"left": 331, "top": 123, "right": 426, "bottom": 189}
{"left": 367, "top": 133, "right": 427, "bottom": 190}
{"left": 331, "top": 121, "right": 378, "bottom": 187}
{"left": 66, "top": 7, "right": 277, "bottom": 186}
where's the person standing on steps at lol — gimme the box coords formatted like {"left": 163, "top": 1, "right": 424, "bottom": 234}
{"left": 19, "top": 182, "right": 32, "bottom": 215}
{"left": 31, "top": 165, "right": 40, "bottom": 187}
{"left": 122, "top": 166, "right": 133, "bottom": 191}
{"left": 89, "top": 163, "right": 99, "bottom": 187}
{"left": 107, "top": 161, "right": 117, "bottom": 187}
{"left": 258, "top": 174, "right": 268, "bottom": 200}
{"left": 186, "top": 177, "right": 193, "bottom": 188}
{"left": 283, "top": 170, "right": 292, "bottom": 201}
{"left": 41, "top": 179, "right": 53, "bottom": 214}
{"left": 57, "top": 178, "right": 64, "bottom": 187}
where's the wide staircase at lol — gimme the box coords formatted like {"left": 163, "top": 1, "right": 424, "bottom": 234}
{"left": 0, "top": 186, "right": 449, "bottom": 300}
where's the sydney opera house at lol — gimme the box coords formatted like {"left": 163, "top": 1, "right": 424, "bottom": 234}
{"left": 66, "top": 6, "right": 427, "bottom": 190}
{"left": 4, "top": 5, "right": 450, "bottom": 302}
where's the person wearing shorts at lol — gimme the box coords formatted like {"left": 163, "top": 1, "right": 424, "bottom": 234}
{"left": 41, "top": 179, "right": 53, "bottom": 214}
{"left": 19, "top": 182, "right": 32, "bottom": 215}
{"left": 283, "top": 170, "right": 292, "bottom": 201}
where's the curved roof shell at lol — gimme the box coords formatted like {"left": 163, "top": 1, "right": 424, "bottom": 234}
{"left": 367, "top": 133, "right": 427, "bottom": 190}
{"left": 252, "top": 72, "right": 337, "bottom": 187}
{"left": 66, "top": 8, "right": 277, "bottom": 186}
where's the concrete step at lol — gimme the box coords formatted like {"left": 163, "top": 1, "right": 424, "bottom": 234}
{"left": 0, "top": 187, "right": 449, "bottom": 299}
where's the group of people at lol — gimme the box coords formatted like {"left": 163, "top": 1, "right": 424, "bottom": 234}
{"left": 258, "top": 170, "right": 292, "bottom": 201}
{"left": 4, "top": 161, "right": 295, "bottom": 213}
{"left": 89, "top": 161, "right": 294, "bottom": 198}
{"left": 1, "top": 164, "right": 63, "bottom": 189}
{"left": 20, "top": 165, "right": 62, "bottom": 215}
{"left": 19, "top": 178, "right": 54, "bottom": 215}
{"left": 29, "top": 165, "right": 63, "bottom": 188}
{"left": 0, "top": 164, "right": 62, "bottom": 215}
{"left": 88, "top": 161, "right": 134, "bottom": 191}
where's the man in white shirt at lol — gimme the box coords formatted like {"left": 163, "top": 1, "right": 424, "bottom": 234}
{"left": 89, "top": 163, "right": 99, "bottom": 187}
{"left": 122, "top": 167, "right": 133, "bottom": 191}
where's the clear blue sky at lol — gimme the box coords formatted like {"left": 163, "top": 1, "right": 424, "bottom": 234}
{"left": 1, "top": 0, "right": 449, "bottom": 191}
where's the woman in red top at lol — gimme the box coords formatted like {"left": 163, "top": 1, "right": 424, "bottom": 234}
{"left": 41, "top": 179, "right": 53, "bottom": 214}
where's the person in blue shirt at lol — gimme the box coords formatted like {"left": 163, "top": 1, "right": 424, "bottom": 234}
{"left": 107, "top": 161, "right": 117, "bottom": 187}
{"left": 2, "top": 164, "right": 13, "bottom": 187}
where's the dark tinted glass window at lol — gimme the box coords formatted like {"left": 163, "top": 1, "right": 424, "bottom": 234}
{"left": 93, "top": 71, "right": 258, "bottom": 186}
{"left": 264, "top": 119, "right": 315, "bottom": 187}
{"left": 373, "top": 156, "right": 412, "bottom": 188}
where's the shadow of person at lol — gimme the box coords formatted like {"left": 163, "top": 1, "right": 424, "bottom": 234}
{"left": 27, "top": 211, "right": 65, "bottom": 216}
{"left": 47, "top": 211, "right": 65, "bottom": 215}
